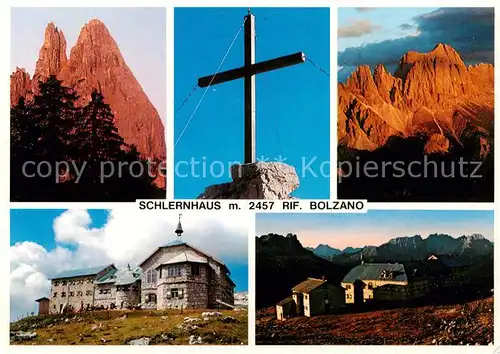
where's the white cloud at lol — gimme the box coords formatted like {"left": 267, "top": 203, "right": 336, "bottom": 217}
{"left": 338, "top": 19, "right": 381, "bottom": 38}
{"left": 10, "top": 209, "right": 249, "bottom": 321}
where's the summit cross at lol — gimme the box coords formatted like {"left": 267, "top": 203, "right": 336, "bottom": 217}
{"left": 197, "top": 10, "right": 305, "bottom": 163}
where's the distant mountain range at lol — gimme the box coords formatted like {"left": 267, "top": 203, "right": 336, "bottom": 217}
{"left": 305, "top": 244, "right": 362, "bottom": 258}
{"left": 256, "top": 232, "right": 493, "bottom": 309}
{"left": 315, "top": 233, "right": 493, "bottom": 266}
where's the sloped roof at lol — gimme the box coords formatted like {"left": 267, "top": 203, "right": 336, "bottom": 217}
{"left": 35, "top": 297, "right": 49, "bottom": 302}
{"left": 96, "top": 267, "right": 141, "bottom": 286}
{"left": 277, "top": 296, "right": 294, "bottom": 306}
{"left": 342, "top": 263, "right": 407, "bottom": 283}
{"left": 138, "top": 241, "right": 226, "bottom": 268}
{"left": 292, "top": 278, "right": 326, "bottom": 293}
{"left": 155, "top": 249, "right": 208, "bottom": 268}
{"left": 51, "top": 264, "right": 114, "bottom": 280}
{"left": 163, "top": 239, "right": 186, "bottom": 247}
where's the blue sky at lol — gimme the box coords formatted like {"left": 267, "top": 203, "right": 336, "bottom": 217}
{"left": 11, "top": 7, "right": 166, "bottom": 120}
{"left": 10, "top": 209, "right": 108, "bottom": 250}
{"left": 256, "top": 210, "right": 494, "bottom": 249}
{"left": 338, "top": 8, "right": 494, "bottom": 82}
{"left": 174, "top": 8, "right": 330, "bottom": 199}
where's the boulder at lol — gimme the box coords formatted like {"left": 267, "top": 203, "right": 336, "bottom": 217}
{"left": 198, "top": 162, "right": 299, "bottom": 199}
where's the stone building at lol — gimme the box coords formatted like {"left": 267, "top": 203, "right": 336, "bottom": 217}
{"left": 42, "top": 216, "right": 234, "bottom": 313}
{"left": 342, "top": 255, "right": 471, "bottom": 304}
{"left": 94, "top": 265, "right": 141, "bottom": 309}
{"left": 138, "top": 217, "right": 235, "bottom": 310}
{"left": 342, "top": 263, "right": 409, "bottom": 304}
{"left": 49, "top": 264, "right": 116, "bottom": 313}
{"left": 276, "top": 278, "right": 345, "bottom": 320}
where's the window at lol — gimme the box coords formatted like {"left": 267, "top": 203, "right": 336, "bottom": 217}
{"left": 346, "top": 284, "right": 351, "bottom": 290}
{"left": 61, "top": 292, "right": 66, "bottom": 297}
{"left": 123, "top": 286, "right": 130, "bottom": 292}
{"left": 146, "top": 269, "right": 158, "bottom": 284}
{"left": 69, "top": 292, "right": 75, "bottom": 297}
{"left": 168, "top": 265, "right": 182, "bottom": 277}
{"left": 62, "top": 281, "right": 67, "bottom": 286}
{"left": 191, "top": 264, "right": 200, "bottom": 276}
{"left": 77, "top": 291, "right": 83, "bottom": 296}
{"left": 54, "top": 281, "right": 59, "bottom": 286}
{"left": 304, "top": 294, "right": 308, "bottom": 300}
{"left": 53, "top": 292, "right": 58, "bottom": 297}
{"left": 171, "top": 288, "right": 179, "bottom": 298}
{"left": 368, "top": 283, "right": 373, "bottom": 290}
{"left": 304, "top": 306, "right": 308, "bottom": 311}
{"left": 86, "top": 290, "right": 93, "bottom": 296}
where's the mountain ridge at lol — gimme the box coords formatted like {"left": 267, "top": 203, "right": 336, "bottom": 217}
{"left": 10, "top": 19, "right": 166, "bottom": 186}
{"left": 338, "top": 43, "right": 493, "bottom": 153}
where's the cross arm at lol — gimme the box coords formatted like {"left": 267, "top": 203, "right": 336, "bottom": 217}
{"left": 198, "top": 52, "right": 306, "bottom": 88}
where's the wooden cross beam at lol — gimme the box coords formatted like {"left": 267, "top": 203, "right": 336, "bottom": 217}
{"left": 197, "top": 11, "right": 306, "bottom": 164}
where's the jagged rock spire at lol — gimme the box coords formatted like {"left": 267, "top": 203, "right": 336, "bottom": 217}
{"left": 175, "top": 214, "right": 183, "bottom": 239}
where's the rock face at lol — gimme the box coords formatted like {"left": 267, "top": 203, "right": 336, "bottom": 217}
{"left": 10, "top": 20, "right": 165, "bottom": 186}
{"left": 338, "top": 43, "right": 494, "bottom": 152}
{"left": 197, "top": 162, "right": 299, "bottom": 199}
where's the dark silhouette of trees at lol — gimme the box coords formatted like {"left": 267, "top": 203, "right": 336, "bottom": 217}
{"left": 10, "top": 77, "right": 164, "bottom": 201}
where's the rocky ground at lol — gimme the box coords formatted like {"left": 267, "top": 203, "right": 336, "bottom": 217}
{"left": 256, "top": 297, "right": 493, "bottom": 345}
{"left": 10, "top": 308, "right": 247, "bottom": 345}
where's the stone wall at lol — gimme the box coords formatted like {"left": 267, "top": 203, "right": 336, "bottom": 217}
{"left": 94, "top": 283, "right": 117, "bottom": 308}
{"left": 115, "top": 283, "right": 141, "bottom": 308}
{"left": 207, "top": 259, "right": 235, "bottom": 308}
{"left": 139, "top": 244, "right": 235, "bottom": 310}
{"left": 49, "top": 276, "right": 96, "bottom": 314}
{"left": 157, "top": 283, "right": 188, "bottom": 310}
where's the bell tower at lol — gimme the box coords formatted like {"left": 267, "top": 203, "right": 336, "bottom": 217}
{"left": 175, "top": 214, "right": 183, "bottom": 240}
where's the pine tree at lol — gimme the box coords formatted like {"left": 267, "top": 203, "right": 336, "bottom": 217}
{"left": 10, "top": 78, "right": 162, "bottom": 201}
{"left": 75, "top": 90, "right": 125, "bottom": 188}
{"left": 31, "top": 75, "right": 78, "bottom": 163}
{"left": 10, "top": 97, "right": 37, "bottom": 201}
{"left": 77, "top": 90, "right": 124, "bottom": 161}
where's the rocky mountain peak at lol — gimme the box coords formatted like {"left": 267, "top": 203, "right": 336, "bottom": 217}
{"left": 395, "top": 43, "right": 466, "bottom": 80}
{"left": 257, "top": 233, "right": 304, "bottom": 251}
{"left": 34, "top": 22, "right": 68, "bottom": 79}
{"left": 11, "top": 19, "right": 166, "bottom": 187}
{"left": 338, "top": 43, "right": 493, "bottom": 155}
{"left": 10, "top": 68, "right": 32, "bottom": 104}
{"left": 75, "top": 18, "right": 117, "bottom": 50}
{"left": 430, "top": 42, "right": 464, "bottom": 63}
